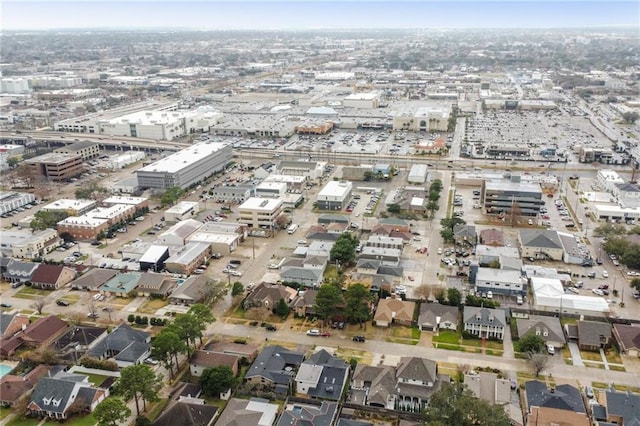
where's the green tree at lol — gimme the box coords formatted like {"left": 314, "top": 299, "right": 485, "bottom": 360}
{"left": 592, "top": 224, "right": 626, "bottom": 239}
{"left": 427, "top": 200, "right": 440, "bottom": 217}
{"left": 429, "top": 190, "right": 441, "bottom": 202}
{"left": 75, "top": 182, "right": 110, "bottom": 200}
{"left": 387, "top": 203, "right": 401, "bottom": 214}
{"left": 93, "top": 398, "right": 131, "bottom": 426}
{"left": 30, "top": 210, "right": 70, "bottom": 231}
{"left": 344, "top": 283, "right": 371, "bottom": 327}
{"left": 231, "top": 282, "right": 244, "bottom": 296}
{"left": 621, "top": 244, "right": 640, "bottom": 269}
{"left": 151, "top": 329, "right": 186, "bottom": 379}
{"left": 446, "top": 288, "right": 462, "bottom": 306}
{"left": 314, "top": 283, "right": 343, "bottom": 326}
{"left": 199, "top": 366, "right": 236, "bottom": 397}
{"left": 515, "top": 334, "right": 545, "bottom": 354}
{"left": 6, "top": 157, "right": 20, "bottom": 168}
{"left": 423, "top": 382, "right": 510, "bottom": 426}
{"left": 160, "top": 186, "right": 186, "bottom": 206}
{"left": 430, "top": 179, "right": 443, "bottom": 192}
{"left": 440, "top": 228, "right": 454, "bottom": 243}
{"left": 630, "top": 278, "right": 640, "bottom": 291}
{"left": 363, "top": 171, "right": 373, "bottom": 181}
{"left": 622, "top": 111, "right": 639, "bottom": 124}
{"left": 170, "top": 314, "right": 202, "bottom": 354}
{"left": 274, "top": 297, "right": 290, "bottom": 317}
{"left": 329, "top": 233, "right": 359, "bottom": 266}
{"left": 116, "top": 364, "right": 160, "bottom": 416}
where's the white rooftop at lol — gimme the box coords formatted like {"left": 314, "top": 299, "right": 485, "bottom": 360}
{"left": 105, "top": 109, "right": 200, "bottom": 126}
{"left": 58, "top": 216, "right": 108, "bottom": 227}
{"left": 103, "top": 196, "right": 148, "bottom": 205}
{"left": 318, "top": 180, "right": 352, "bottom": 197}
{"left": 87, "top": 204, "right": 135, "bottom": 220}
{"left": 165, "top": 201, "right": 199, "bottom": 214}
{"left": 239, "top": 197, "right": 283, "bottom": 211}
{"left": 139, "top": 245, "right": 169, "bottom": 263}
{"left": 42, "top": 199, "right": 96, "bottom": 211}
{"left": 137, "top": 142, "right": 228, "bottom": 174}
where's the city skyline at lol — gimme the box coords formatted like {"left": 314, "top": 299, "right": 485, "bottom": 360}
{"left": 2, "top": 1, "right": 638, "bottom": 31}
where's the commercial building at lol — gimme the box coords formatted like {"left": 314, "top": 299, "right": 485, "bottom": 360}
{"left": 343, "top": 92, "right": 380, "bottom": 109}
{"left": 276, "top": 160, "right": 324, "bottom": 180}
{"left": 102, "top": 196, "right": 149, "bottom": 212}
{"left": 164, "top": 242, "right": 211, "bottom": 275}
{"left": 209, "top": 184, "right": 253, "bottom": 204}
{"left": 482, "top": 176, "right": 543, "bottom": 218}
{"left": 56, "top": 216, "right": 109, "bottom": 240}
{"left": 238, "top": 198, "right": 283, "bottom": 231}
{"left": 24, "top": 153, "right": 84, "bottom": 182}
{"left": 0, "top": 229, "right": 60, "bottom": 259}
{"left": 408, "top": 164, "right": 428, "bottom": 184}
{"left": 317, "top": 181, "right": 352, "bottom": 211}
{"left": 139, "top": 245, "right": 170, "bottom": 272}
{"left": 0, "top": 192, "right": 35, "bottom": 215}
{"left": 136, "top": 142, "right": 232, "bottom": 190}
{"left": 255, "top": 181, "right": 287, "bottom": 198}
{"left": 392, "top": 105, "right": 450, "bottom": 132}
{"left": 54, "top": 141, "right": 100, "bottom": 160}
{"left": 164, "top": 201, "right": 200, "bottom": 223}
{"left": 41, "top": 199, "right": 96, "bottom": 216}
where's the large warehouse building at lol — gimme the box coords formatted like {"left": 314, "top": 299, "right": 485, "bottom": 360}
{"left": 136, "top": 142, "right": 232, "bottom": 190}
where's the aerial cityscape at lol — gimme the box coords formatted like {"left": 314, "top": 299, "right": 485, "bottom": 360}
{"left": 0, "top": 1, "right": 639, "bottom": 426}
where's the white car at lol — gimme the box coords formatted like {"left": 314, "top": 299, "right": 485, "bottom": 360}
{"left": 592, "top": 289, "right": 604, "bottom": 296}
{"left": 306, "top": 329, "right": 320, "bottom": 336}
{"left": 230, "top": 270, "right": 242, "bottom": 277}
{"left": 437, "top": 248, "right": 443, "bottom": 255}
{"left": 602, "top": 271, "right": 609, "bottom": 278}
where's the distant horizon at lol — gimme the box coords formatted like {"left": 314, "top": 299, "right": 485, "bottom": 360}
{"left": 2, "top": 1, "right": 638, "bottom": 31}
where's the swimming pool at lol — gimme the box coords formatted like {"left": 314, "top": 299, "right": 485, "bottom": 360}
{"left": 0, "top": 364, "right": 14, "bottom": 378}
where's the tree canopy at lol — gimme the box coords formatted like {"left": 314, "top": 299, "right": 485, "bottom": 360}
{"left": 116, "top": 364, "right": 160, "bottom": 416}
{"left": 329, "top": 232, "right": 359, "bottom": 266}
{"left": 314, "top": 283, "right": 343, "bottom": 325}
{"left": 151, "top": 329, "right": 186, "bottom": 379}
{"left": 344, "top": 283, "right": 371, "bottom": 326}
{"left": 515, "top": 334, "right": 545, "bottom": 354}
{"left": 160, "top": 186, "right": 186, "bottom": 206}
{"left": 74, "top": 182, "right": 110, "bottom": 200}
{"left": 30, "top": 210, "right": 70, "bottom": 231}
{"left": 423, "top": 382, "right": 510, "bottom": 426}
{"left": 93, "top": 398, "right": 131, "bottom": 426}
{"left": 199, "top": 366, "right": 236, "bottom": 397}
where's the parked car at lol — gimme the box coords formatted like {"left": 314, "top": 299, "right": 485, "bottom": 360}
{"left": 266, "top": 325, "right": 277, "bottom": 331}
{"left": 56, "top": 300, "right": 69, "bottom": 306}
{"left": 352, "top": 335, "right": 366, "bottom": 342}
{"left": 306, "top": 329, "right": 321, "bottom": 336}
{"left": 547, "top": 344, "right": 555, "bottom": 355}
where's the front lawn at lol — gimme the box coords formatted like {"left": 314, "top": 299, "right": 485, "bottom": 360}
{"left": 138, "top": 298, "right": 169, "bottom": 314}
{"left": 432, "top": 330, "right": 461, "bottom": 345}
{"left": 44, "top": 413, "right": 96, "bottom": 426}
{"left": 12, "top": 287, "right": 51, "bottom": 300}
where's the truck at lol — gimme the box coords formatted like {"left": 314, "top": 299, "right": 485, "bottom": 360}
{"left": 287, "top": 223, "right": 299, "bottom": 234}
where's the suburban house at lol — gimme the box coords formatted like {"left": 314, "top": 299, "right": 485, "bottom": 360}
{"left": 527, "top": 406, "right": 590, "bottom": 426}
{"left": 575, "top": 320, "right": 612, "bottom": 352}
{"left": 453, "top": 224, "right": 477, "bottom": 246}
{"left": 189, "top": 350, "right": 239, "bottom": 377}
{"left": 516, "top": 315, "right": 566, "bottom": 349}
{"left": 0, "top": 312, "right": 30, "bottom": 339}
{"left": 152, "top": 397, "right": 218, "bottom": 426}
{"left": 203, "top": 341, "right": 259, "bottom": 364}
{"left": 276, "top": 401, "right": 339, "bottom": 426}
{"left": 29, "top": 265, "right": 76, "bottom": 290}
{"left": 2, "top": 259, "right": 39, "bottom": 283}
{"left": 243, "top": 283, "right": 297, "bottom": 310}
{"left": 603, "top": 389, "right": 640, "bottom": 425}
{"left": 280, "top": 267, "right": 324, "bottom": 288}
{"left": 350, "top": 357, "right": 440, "bottom": 413}
{"left": 135, "top": 273, "right": 176, "bottom": 297}
{"left": 53, "top": 326, "right": 108, "bottom": 362}
{"left": 215, "top": 397, "right": 279, "bottom": 426}
{"left": 463, "top": 372, "right": 511, "bottom": 406}
{"left": 99, "top": 272, "right": 141, "bottom": 297}
{"left": 418, "top": 303, "right": 459, "bottom": 332}
{"left": 87, "top": 323, "right": 151, "bottom": 368}
{"left": 168, "top": 276, "right": 210, "bottom": 306}
{"left": 374, "top": 296, "right": 416, "bottom": 327}
{"left": 0, "top": 365, "right": 52, "bottom": 407}
{"left": 28, "top": 371, "right": 108, "bottom": 420}
{"left": 612, "top": 323, "right": 640, "bottom": 357}
{"left": 244, "top": 345, "right": 305, "bottom": 394}
{"left": 295, "top": 349, "right": 350, "bottom": 401}
{"left": 70, "top": 269, "right": 117, "bottom": 291}
{"left": 524, "top": 381, "right": 585, "bottom": 415}
{"left": 291, "top": 289, "right": 318, "bottom": 317}
{"left": 463, "top": 307, "right": 506, "bottom": 340}
{"left": 19, "top": 315, "right": 69, "bottom": 349}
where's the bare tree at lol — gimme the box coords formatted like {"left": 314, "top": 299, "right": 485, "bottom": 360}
{"left": 527, "top": 351, "right": 550, "bottom": 377}
{"left": 245, "top": 307, "right": 271, "bottom": 322}
{"left": 87, "top": 301, "right": 100, "bottom": 319}
{"left": 31, "top": 297, "right": 48, "bottom": 315}
{"left": 415, "top": 284, "right": 438, "bottom": 300}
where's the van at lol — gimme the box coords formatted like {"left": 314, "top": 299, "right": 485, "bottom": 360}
{"left": 287, "top": 224, "right": 299, "bottom": 234}
{"left": 516, "top": 295, "right": 523, "bottom": 305}
{"left": 547, "top": 344, "right": 555, "bottom": 355}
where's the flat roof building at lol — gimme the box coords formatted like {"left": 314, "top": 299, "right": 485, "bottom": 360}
{"left": 317, "top": 181, "right": 353, "bottom": 211}
{"left": 25, "top": 152, "right": 84, "bottom": 182}
{"left": 238, "top": 197, "right": 283, "bottom": 232}
{"left": 54, "top": 141, "right": 100, "bottom": 160}
{"left": 41, "top": 199, "right": 96, "bottom": 216}
{"left": 136, "top": 142, "right": 232, "bottom": 190}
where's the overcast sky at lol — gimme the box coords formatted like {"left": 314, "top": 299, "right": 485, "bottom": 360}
{"left": 2, "top": 1, "right": 638, "bottom": 31}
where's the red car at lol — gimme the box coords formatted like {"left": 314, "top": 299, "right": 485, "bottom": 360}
{"left": 408, "top": 276, "right": 415, "bottom": 281}
{"left": 320, "top": 331, "right": 331, "bottom": 337}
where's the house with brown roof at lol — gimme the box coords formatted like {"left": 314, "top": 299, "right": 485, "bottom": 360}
{"left": 479, "top": 229, "right": 505, "bottom": 246}
{"left": 135, "top": 272, "right": 176, "bottom": 297}
{"left": 189, "top": 350, "right": 239, "bottom": 377}
{"left": 0, "top": 312, "right": 30, "bottom": 339}
{"left": 612, "top": 323, "right": 640, "bottom": 357}
{"left": 291, "top": 289, "right": 318, "bottom": 317}
{"left": 20, "top": 315, "right": 69, "bottom": 349}
{"left": 577, "top": 320, "right": 612, "bottom": 352}
{"left": 242, "top": 282, "right": 297, "bottom": 310}
{"left": 374, "top": 296, "right": 416, "bottom": 327}
{"left": 0, "top": 364, "right": 53, "bottom": 407}
{"left": 203, "top": 341, "right": 259, "bottom": 363}
{"left": 215, "top": 397, "right": 280, "bottom": 426}
{"left": 527, "top": 406, "right": 590, "bottom": 426}
{"left": 29, "top": 265, "right": 76, "bottom": 290}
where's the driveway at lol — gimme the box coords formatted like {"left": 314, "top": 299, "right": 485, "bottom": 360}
{"left": 568, "top": 342, "right": 585, "bottom": 367}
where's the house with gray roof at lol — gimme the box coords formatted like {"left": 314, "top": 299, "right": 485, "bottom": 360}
{"left": 474, "top": 268, "right": 526, "bottom": 297}
{"left": 291, "top": 289, "right": 318, "bottom": 317}
{"left": 295, "top": 349, "right": 349, "bottom": 401}
{"left": 612, "top": 323, "right": 640, "bottom": 357}
{"left": 244, "top": 345, "right": 305, "bottom": 394}
{"left": 577, "top": 320, "right": 612, "bottom": 352}
{"left": 519, "top": 229, "right": 564, "bottom": 261}
{"left": 276, "top": 400, "right": 338, "bottom": 426}
{"left": 27, "top": 371, "right": 107, "bottom": 420}
{"left": 168, "top": 275, "right": 209, "bottom": 306}
{"left": 0, "top": 312, "right": 29, "bottom": 339}
{"left": 53, "top": 325, "right": 108, "bottom": 361}
{"left": 464, "top": 372, "right": 511, "bottom": 406}
{"left": 516, "top": 315, "right": 565, "bottom": 349}
{"left": 2, "top": 259, "right": 39, "bottom": 283}
{"left": 136, "top": 272, "right": 176, "bottom": 297}
{"left": 475, "top": 245, "right": 520, "bottom": 266}
{"left": 524, "top": 380, "right": 585, "bottom": 414}
{"left": 88, "top": 323, "right": 151, "bottom": 368}
{"left": 280, "top": 266, "right": 324, "bottom": 287}
{"left": 70, "top": 269, "right": 117, "bottom": 291}
{"left": 152, "top": 400, "right": 218, "bottom": 426}
{"left": 418, "top": 303, "right": 459, "bottom": 332}
{"left": 604, "top": 389, "right": 640, "bottom": 425}
{"left": 463, "top": 306, "right": 506, "bottom": 340}
{"left": 453, "top": 224, "right": 477, "bottom": 247}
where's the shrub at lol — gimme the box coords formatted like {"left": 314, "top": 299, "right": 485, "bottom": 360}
{"left": 128, "top": 314, "right": 135, "bottom": 323}
{"left": 79, "top": 356, "right": 119, "bottom": 371}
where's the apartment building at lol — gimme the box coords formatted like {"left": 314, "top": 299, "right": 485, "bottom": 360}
{"left": 24, "top": 153, "right": 84, "bottom": 182}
